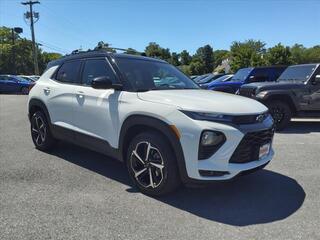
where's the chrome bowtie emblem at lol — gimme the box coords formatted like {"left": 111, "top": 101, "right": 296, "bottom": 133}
{"left": 256, "top": 114, "right": 265, "bottom": 123}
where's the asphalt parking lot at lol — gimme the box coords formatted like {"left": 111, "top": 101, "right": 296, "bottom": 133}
{"left": 0, "top": 95, "right": 319, "bottom": 240}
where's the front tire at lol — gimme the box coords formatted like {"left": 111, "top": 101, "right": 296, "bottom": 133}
{"left": 126, "top": 132, "right": 181, "bottom": 196}
{"left": 31, "top": 111, "right": 56, "bottom": 151}
{"left": 267, "top": 101, "right": 292, "bottom": 131}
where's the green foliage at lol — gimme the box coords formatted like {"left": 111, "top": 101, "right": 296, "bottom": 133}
{"left": 1, "top": 24, "right": 320, "bottom": 76}
{"left": 180, "top": 50, "right": 192, "bottom": 65}
{"left": 230, "top": 40, "right": 266, "bottom": 72}
{"left": 213, "top": 50, "right": 229, "bottom": 69}
{"left": 266, "top": 43, "right": 292, "bottom": 65}
{"left": 195, "top": 44, "right": 214, "bottom": 73}
{"left": 0, "top": 26, "right": 62, "bottom": 74}
{"left": 168, "top": 52, "right": 180, "bottom": 66}
{"left": 94, "top": 41, "right": 116, "bottom": 52}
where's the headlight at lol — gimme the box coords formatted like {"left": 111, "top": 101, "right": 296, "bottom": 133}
{"left": 180, "top": 110, "right": 233, "bottom": 123}
{"left": 256, "top": 91, "right": 268, "bottom": 98}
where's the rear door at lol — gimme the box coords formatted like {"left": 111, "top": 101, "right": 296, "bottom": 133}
{"left": 44, "top": 60, "right": 82, "bottom": 134}
{"left": 72, "top": 57, "right": 121, "bottom": 147}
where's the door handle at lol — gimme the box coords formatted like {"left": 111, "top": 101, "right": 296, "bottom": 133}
{"left": 43, "top": 87, "right": 50, "bottom": 94}
{"left": 77, "top": 91, "right": 84, "bottom": 98}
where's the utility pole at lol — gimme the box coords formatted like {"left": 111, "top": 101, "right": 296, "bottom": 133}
{"left": 21, "top": 1, "right": 40, "bottom": 75}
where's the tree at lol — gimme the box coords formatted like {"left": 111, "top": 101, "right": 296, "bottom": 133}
{"left": 94, "top": 41, "right": 116, "bottom": 52}
{"left": 230, "top": 40, "right": 266, "bottom": 72}
{"left": 212, "top": 50, "right": 229, "bottom": 69}
{"left": 0, "top": 26, "right": 62, "bottom": 74}
{"left": 266, "top": 43, "right": 292, "bottom": 65}
{"left": 180, "top": 50, "right": 192, "bottom": 65}
{"left": 305, "top": 45, "right": 320, "bottom": 63}
{"left": 195, "top": 44, "right": 214, "bottom": 73}
{"left": 168, "top": 52, "right": 180, "bottom": 66}
{"left": 290, "top": 44, "right": 307, "bottom": 64}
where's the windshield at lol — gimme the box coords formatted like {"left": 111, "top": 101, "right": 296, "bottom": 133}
{"left": 115, "top": 57, "right": 199, "bottom": 91}
{"left": 277, "top": 65, "right": 317, "bottom": 82}
{"left": 214, "top": 74, "right": 233, "bottom": 83}
{"left": 194, "top": 74, "right": 210, "bottom": 83}
{"left": 197, "top": 74, "right": 214, "bottom": 84}
{"left": 230, "top": 68, "right": 253, "bottom": 82}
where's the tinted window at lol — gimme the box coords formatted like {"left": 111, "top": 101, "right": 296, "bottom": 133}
{"left": 82, "top": 59, "right": 117, "bottom": 85}
{"left": 56, "top": 60, "right": 81, "bottom": 83}
{"left": 249, "top": 69, "right": 269, "bottom": 82}
{"left": 278, "top": 64, "right": 317, "bottom": 82}
{"left": 231, "top": 68, "right": 253, "bottom": 82}
{"left": 115, "top": 57, "right": 199, "bottom": 91}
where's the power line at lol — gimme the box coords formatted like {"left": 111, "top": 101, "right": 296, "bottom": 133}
{"left": 21, "top": 0, "right": 40, "bottom": 75}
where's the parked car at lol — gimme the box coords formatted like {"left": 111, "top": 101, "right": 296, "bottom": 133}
{"left": 0, "top": 75, "right": 34, "bottom": 94}
{"left": 200, "top": 74, "right": 234, "bottom": 89}
{"left": 196, "top": 73, "right": 225, "bottom": 85}
{"left": 208, "top": 66, "right": 287, "bottom": 93}
{"left": 238, "top": 63, "right": 320, "bottom": 130}
{"left": 193, "top": 73, "right": 211, "bottom": 83}
{"left": 190, "top": 75, "right": 198, "bottom": 80}
{"left": 28, "top": 51, "right": 274, "bottom": 196}
{"left": 19, "top": 75, "right": 39, "bottom": 82}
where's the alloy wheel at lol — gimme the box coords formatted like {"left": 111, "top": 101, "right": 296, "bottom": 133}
{"left": 130, "top": 141, "right": 165, "bottom": 189}
{"left": 31, "top": 115, "right": 47, "bottom": 146}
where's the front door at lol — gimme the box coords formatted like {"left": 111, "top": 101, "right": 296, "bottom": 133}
{"left": 72, "top": 58, "right": 121, "bottom": 148}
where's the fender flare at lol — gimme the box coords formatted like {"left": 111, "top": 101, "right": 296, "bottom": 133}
{"left": 260, "top": 91, "right": 299, "bottom": 112}
{"left": 28, "top": 98, "right": 52, "bottom": 127}
{"left": 119, "top": 114, "right": 189, "bottom": 183}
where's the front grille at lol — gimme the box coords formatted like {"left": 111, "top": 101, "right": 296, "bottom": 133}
{"left": 239, "top": 87, "right": 256, "bottom": 98}
{"left": 230, "top": 128, "right": 274, "bottom": 164}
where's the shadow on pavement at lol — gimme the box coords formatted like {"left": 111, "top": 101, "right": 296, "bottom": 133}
{"left": 280, "top": 121, "right": 320, "bottom": 134}
{"left": 50, "top": 142, "right": 305, "bottom": 227}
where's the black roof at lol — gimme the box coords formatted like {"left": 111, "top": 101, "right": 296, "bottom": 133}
{"left": 47, "top": 50, "right": 166, "bottom": 69}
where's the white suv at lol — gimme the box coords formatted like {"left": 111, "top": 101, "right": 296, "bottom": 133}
{"left": 28, "top": 51, "right": 274, "bottom": 196}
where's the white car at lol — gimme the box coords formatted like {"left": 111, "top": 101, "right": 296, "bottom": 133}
{"left": 28, "top": 51, "right": 274, "bottom": 196}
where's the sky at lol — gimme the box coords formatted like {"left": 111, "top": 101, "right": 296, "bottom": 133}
{"left": 1, "top": 0, "right": 319, "bottom": 55}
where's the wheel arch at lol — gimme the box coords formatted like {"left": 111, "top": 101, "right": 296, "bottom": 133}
{"left": 264, "top": 94, "right": 297, "bottom": 114}
{"left": 119, "top": 114, "right": 188, "bottom": 182}
{"left": 28, "top": 98, "right": 52, "bottom": 126}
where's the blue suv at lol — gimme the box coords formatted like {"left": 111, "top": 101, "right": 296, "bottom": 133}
{"left": 0, "top": 75, "right": 34, "bottom": 94}
{"left": 207, "top": 66, "right": 287, "bottom": 93}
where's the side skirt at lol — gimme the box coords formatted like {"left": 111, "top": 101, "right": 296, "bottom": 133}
{"left": 51, "top": 125, "right": 121, "bottom": 161}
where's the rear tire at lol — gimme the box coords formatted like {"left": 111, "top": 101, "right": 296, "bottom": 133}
{"left": 266, "top": 100, "right": 292, "bottom": 131}
{"left": 126, "top": 131, "right": 181, "bottom": 196}
{"left": 31, "top": 111, "right": 56, "bottom": 151}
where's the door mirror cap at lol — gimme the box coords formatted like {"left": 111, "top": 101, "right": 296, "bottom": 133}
{"left": 91, "top": 76, "right": 122, "bottom": 90}
{"left": 314, "top": 75, "right": 320, "bottom": 84}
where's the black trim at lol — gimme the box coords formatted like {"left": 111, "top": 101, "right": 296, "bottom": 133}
{"left": 51, "top": 125, "right": 120, "bottom": 159}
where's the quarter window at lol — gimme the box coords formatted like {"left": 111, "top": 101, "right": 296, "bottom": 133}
{"left": 56, "top": 60, "right": 81, "bottom": 83}
{"left": 82, "top": 59, "right": 117, "bottom": 85}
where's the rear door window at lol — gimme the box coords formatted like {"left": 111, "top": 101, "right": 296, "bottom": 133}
{"left": 56, "top": 60, "right": 82, "bottom": 84}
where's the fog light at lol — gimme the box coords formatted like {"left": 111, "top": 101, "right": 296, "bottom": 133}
{"left": 201, "top": 131, "right": 224, "bottom": 146}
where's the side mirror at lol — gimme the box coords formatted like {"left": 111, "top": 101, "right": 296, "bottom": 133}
{"left": 91, "top": 76, "right": 122, "bottom": 90}
{"left": 248, "top": 75, "right": 255, "bottom": 82}
{"left": 314, "top": 75, "right": 320, "bottom": 84}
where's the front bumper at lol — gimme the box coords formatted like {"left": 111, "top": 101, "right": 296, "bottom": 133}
{"left": 176, "top": 114, "right": 275, "bottom": 182}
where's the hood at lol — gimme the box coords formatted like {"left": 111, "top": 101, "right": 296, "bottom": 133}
{"left": 137, "top": 90, "right": 267, "bottom": 115}
{"left": 242, "top": 81, "right": 306, "bottom": 92}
